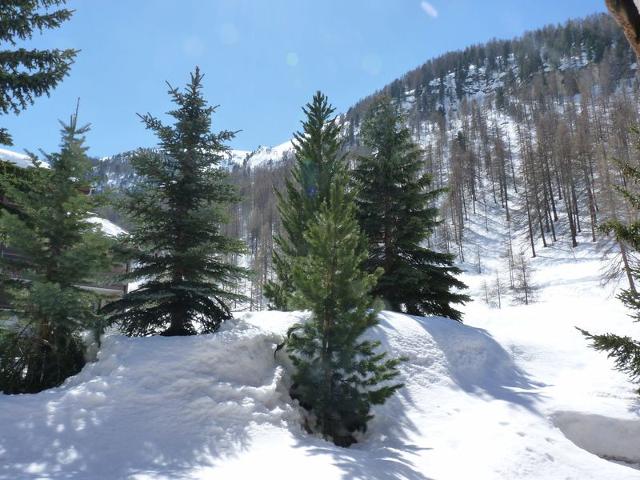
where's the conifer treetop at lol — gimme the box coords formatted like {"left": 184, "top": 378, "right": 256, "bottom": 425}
{"left": 0, "top": 0, "right": 77, "bottom": 145}
{"left": 265, "top": 91, "right": 346, "bottom": 310}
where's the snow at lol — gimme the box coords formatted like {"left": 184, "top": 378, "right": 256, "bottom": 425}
{"left": 2, "top": 173, "right": 640, "bottom": 478}
{"left": 2, "top": 238, "right": 640, "bottom": 479}
{"left": 87, "top": 216, "right": 126, "bottom": 237}
{"left": 0, "top": 316, "right": 299, "bottom": 479}
{"left": 552, "top": 411, "right": 640, "bottom": 467}
{"left": 0, "top": 148, "right": 34, "bottom": 168}
{"left": 228, "top": 140, "right": 293, "bottom": 169}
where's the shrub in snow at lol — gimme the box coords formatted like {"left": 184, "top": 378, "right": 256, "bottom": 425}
{"left": 511, "top": 251, "right": 537, "bottom": 305}
{"left": 285, "top": 182, "right": 403, "bottom": 447}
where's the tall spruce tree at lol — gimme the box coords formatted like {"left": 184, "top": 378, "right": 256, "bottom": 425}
{"left": 102, "top": 68, "right": 247, "bottom": 337}
{"left": 286, "top": 181, "right": 403, "bottom": 447}
{"left": 0, "top": 0, "right": 77, "bottom": 145}
{"left": 264, "top": 91, "right": 345, "bottom": 310}
{"left": 580, "top": 158, "right": 640, "bottom": 394}
{"left": 0, "top": 110, "right": 113, "bottom": 394}
{"left": 353, "top": 96, "right": 469, "bottom": 321}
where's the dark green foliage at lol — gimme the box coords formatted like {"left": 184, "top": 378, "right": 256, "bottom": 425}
{"left": 581, "top": 156, "right": 640, "bottom": 394}
{"left": 0, "top": 111, "right": 113, "bottom": 394}
{"left": 102, "top": 68, "right": 247, "bottom": 337}
{"left": 353, "top": 96, "right": 469, "bottom": 321}
{"left": 286, "top": 182, "right": 402, "bottom": 447}
{"left": 264, "top": 91, "right": 345, "bottom": 310}
{"left": 578, "top": 329, "right": 640, "bottom": 393}
{"left": 0, "top": 0, "right": 77, "bottom": 145}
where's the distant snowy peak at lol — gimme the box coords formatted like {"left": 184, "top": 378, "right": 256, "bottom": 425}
{"left": 93, "top": 142, "right": 294, "bottom": 193}
{"left": 0, "top": 148, "right": 33, "bottom": 168}
{"left": 228, "top": 141, "right": 293, "bottom": 169}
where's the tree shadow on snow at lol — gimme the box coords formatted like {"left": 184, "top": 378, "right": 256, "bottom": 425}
{"left": 0, "top": 334, "right": 275, "bottom": 480}
{"left": 383, "top": 312, "right": 546, "bottom": 414}
{"left": 297, "top": 441, "right": 434, "bottom": 480}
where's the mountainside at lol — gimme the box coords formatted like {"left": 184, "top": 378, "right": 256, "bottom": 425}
{"left": 59, "top": 13, "right": 640, "bottom": 308}
{"left": 227, "top": 13, "right": 640, "bottom": 308}
{"left": 344, "top": 13, "right": 636, "bottom": 142}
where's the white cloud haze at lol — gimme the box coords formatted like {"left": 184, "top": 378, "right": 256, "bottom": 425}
{"left": 420, "top": 1, "right": 438, "bottom": 18}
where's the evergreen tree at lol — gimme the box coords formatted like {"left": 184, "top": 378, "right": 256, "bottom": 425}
{"left": 102, "top": 68, "right": 247, "bottom": 337}
{"left": 580, "top": 159, "right": 640, "bottom": 394}
{"left": 353, "top": 96, "right": 470, "bottom": 321}
{"left": 264, "top": 91, "right": 345, "bottom": 310}
{"left": 286, "top": 181, "right": 403, "bottom": 447}
{"left": 0, "top": 110, "right": 113, "bottom": 394}
{"left": 0, "top": 0, "right": 77, "bottom": 145}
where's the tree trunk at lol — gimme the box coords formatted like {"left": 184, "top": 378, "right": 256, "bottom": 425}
{"left": 606, "top": 0, "right": 640, "bottom": 59}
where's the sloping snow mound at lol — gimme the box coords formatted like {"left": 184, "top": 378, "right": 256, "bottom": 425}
{"left": 0, "top": 317, "right": 300, "bottom": 480}
{"left": 1, "top": 310, "right": 639, "bottom": 479}
{"left": 371, "top": 312, "right": 537, "bottom": 405}
{"left": 553, "top": 411, "right": 640, "bottom": 466}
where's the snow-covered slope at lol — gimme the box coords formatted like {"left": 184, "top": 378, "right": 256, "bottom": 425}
{"left": 228, "top": 141, "right": 293, "bottom": 169}
{"left": 94, "top": 141, "right": 293, "bottom": 192}
{"left": 1, "top": 235, "right": 639, "bottom": 479}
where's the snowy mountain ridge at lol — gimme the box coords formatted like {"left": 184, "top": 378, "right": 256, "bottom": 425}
{"left": 228, "top": 141, "right": 294, "bottom": 169}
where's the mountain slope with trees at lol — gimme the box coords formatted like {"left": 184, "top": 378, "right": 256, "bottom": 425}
{"left": 92, "top": 13, "right": 640, "bottom": 308}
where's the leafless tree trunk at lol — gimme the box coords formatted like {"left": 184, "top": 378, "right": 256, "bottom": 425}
{"left": 606, "top": 0, "right": 640, "bottom": 59}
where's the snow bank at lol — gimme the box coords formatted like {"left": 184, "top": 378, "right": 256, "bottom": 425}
{"left": 553, "top": 411, "right": 640, "bottom": 466}
{"left": 2, "top": 305, "right": 639, "bottom": 479}
{"left": 0, "top": 316, "right": 300, "bottom": 479}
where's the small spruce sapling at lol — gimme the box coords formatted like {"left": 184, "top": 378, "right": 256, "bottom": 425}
{"left": 286, "top": 182, "right": 403, "bottom": 447}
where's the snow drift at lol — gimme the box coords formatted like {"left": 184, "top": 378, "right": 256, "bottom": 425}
{"left": 553, "top": 411, "right": 640, "bottom": 466}
{"left": 2, "top": 303, "right": 639, "bottom": 479}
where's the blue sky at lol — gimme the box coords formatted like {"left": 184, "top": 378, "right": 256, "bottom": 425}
{"left": 4, "top": 0, "right": 606, "bottom": 157}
